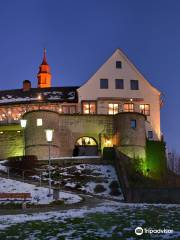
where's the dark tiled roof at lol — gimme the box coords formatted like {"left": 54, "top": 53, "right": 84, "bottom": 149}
{"left": 0, "top": 86, "right": 79, "bottom": 106}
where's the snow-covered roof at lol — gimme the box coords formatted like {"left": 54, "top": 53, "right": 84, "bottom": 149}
{"left": 0, "top": 87, "right": 79, "bottom": 106}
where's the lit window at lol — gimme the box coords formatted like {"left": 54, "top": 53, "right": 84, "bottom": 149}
{"left": 82, "top": 102, "right": 96, "bottom": 114}
{"left": 100, "top": 79, "right": 108, "bottom": 89}
{"left": 148, "top": 131, "right": 153, "bottom": 139}
{"left": 130, "top": 80, "right": 139, "bottom": 90}
{"left": 116, "top": 61, "right": 122, "bottom": 68}
{"left": 115, "top": 79, "right": 124, "bottom": 89}
{"left": 124, "top": 103, "right": 134, "bottom": 112}
{"left": 77, "top": 137, "right": 97, "bottom": 146}
{"left": 139, "top": 104, "right": 150, "bottom": 115}
{"left": 108, "top": 104, "right": 119, "bottom": 115}
{"left": 130, "top": 119, "right": 136, "bottom": 129}
{"left": 37, "top": 118, "right": 43, "bottom": 126}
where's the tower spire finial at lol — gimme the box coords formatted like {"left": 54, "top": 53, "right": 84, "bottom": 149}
{"left": 42, "top": 48, "right": 48, "bottom": 65}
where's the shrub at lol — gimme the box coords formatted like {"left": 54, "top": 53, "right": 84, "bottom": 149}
{"left": 146, "top": 140, "right": 167, "bottom": 179}
{"left": 74, "top": 183, "right": 82, "bottom": 190}
{"left": 109, "top": 180, "right": 121, "bottom": 196}
{"left": 94, "top": 184, "right": 106, "bottom": 193}
{"left": 7, "top": 155, "right": 38, "bottom": 175}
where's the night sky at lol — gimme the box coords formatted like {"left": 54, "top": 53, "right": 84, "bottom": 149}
{"left": 0, "top": 0, "right": 179, "bottom": 153}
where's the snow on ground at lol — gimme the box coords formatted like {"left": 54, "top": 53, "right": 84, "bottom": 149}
{"left": 0, "top": 160, "right": 8, "bottom": 173}
{"left": 51, "top": 156, "right": 100, "bottom": 160}
{"left": 0, "top": 201, "right": 120, "bottom": 230}
{"left": 0, "top": 177, "right": 82, "bottom": 205}
{"left": 0, "top": 202, "right": 179, "bottom": 240}
{"left": 0, "top": 160, "right": 123, "bottom": 200}
{"left": 58, "top": 164, "right": 124, "bottom": 200}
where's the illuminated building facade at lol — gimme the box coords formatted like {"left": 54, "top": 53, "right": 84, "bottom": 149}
{"left": 0, "top": 49, "right": 162, "bottom": 160}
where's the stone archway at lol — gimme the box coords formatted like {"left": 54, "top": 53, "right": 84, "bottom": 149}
{"left": 73, "top": 136, "right": 98, "bottom": 156}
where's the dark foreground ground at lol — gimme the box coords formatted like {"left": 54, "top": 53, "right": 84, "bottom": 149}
{"left": 0, "top": 202, "right": 179, "bottom": 240}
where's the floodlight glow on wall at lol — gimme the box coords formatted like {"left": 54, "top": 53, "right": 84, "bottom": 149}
{"left": 37, "top": 118, "right": 43, "bottom": 126}
{"left": 45, "top": 129, "right": 54, "bottom": 142}
{"left": 20, "top": 119, "right": 27, "bottom": 128}
{"left": 105, "top": 138, "right": 112, "bottom": 147}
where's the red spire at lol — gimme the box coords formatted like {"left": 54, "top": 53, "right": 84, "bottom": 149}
{"left": 37, "top": 48, "right": 52, "bottom": 88}
{"left": 42, "top": 48, "right": 48, "bottom": 65}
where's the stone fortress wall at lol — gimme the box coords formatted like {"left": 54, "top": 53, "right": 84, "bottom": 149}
{"left": 0, "top": 109, "right": 146, "bottom": 160}
{"left": 0, "top": 125, "right": 23, "bottom": 159}
{"left": 23, "top": 110, "right": 146, "bottom": 160}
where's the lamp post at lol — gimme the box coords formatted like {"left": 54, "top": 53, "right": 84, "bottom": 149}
{"left": 20, "top": 119, "right": 27, "bottom": 155}
{"left": 45, "top": 129, "right": 54, "bottom": 196}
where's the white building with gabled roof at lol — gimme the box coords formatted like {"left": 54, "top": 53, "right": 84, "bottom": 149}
{"left": 0, "top": 48, "right": 163, "bottom": 160}
{"left": 78, "top": 48, "right": 162, "bottom": 141}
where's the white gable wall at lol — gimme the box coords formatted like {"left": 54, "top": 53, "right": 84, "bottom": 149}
{"left": 78, "top": 49, "right": 161, "bottom": 140}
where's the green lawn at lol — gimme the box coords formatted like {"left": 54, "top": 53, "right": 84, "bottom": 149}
{"left": 0, "top": 204, "right": 179, "bottom": 239}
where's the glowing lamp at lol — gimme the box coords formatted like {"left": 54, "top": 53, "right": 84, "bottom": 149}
{"left": 45, "top": 129, "right": 54, "bottom": 142}
{"left": 20, "top": 119, "right": 27, "bottom": 128}
{"left": 38, "top": 94, "right": 42, "bottom": 100}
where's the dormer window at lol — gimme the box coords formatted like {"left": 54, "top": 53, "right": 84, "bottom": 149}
{"left": 100, "top": 79, "right": 108, "bottom": 89}
{"left": 116, "top": 61, "right": 122, "bottom": 68}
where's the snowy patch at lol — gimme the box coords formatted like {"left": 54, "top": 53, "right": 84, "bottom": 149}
{"left": 0, "top": 201, "right": 120, "bottom": 230}
{"left": 0, "top": 160, "right": 8, "bottom": 173}
{"left": 0, "top": 177, "right": 82, "bottom": 205}
{"left": 0, "top": 97, "right": 37, "bottom": 103}
{"left": 43, "top": 164, "right": 124, "bottom": 200}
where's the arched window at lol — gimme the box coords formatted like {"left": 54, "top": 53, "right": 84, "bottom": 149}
{"left": 76, "top": 137, "right": 97, "bottom": 146}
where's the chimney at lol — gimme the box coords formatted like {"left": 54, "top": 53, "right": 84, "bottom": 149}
{"left": 23, "top": 80, "right": 31, "bottom": 91}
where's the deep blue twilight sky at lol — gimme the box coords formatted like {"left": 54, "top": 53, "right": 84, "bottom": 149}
{"left": 0, "top": 0, "right": 179, "bottom": 153}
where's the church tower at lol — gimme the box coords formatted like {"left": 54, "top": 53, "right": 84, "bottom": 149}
{"left": 37, "top": 48, "right": 52, "bottom": 88}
